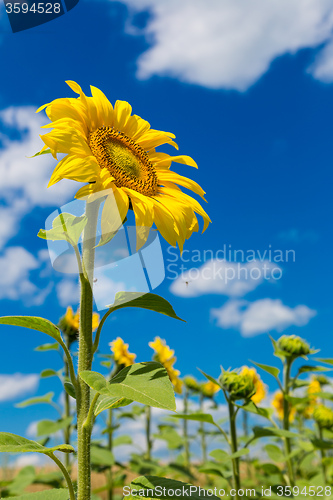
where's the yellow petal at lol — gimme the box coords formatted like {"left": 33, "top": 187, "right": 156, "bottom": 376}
{"left": 114, "top": 100, "right": 132, "bottom": 131}
{"left": 101, "top": 188, "right": 129, "bottom": 238}
{"left": 48, "top": 155, "right": 99, "bottom": 186}
{"left": 90, "top": 86, "right": 114, "bottom": 128}
{"left": 157, "top": 170, "right": 206, "bottom": 200}
{"left": 154, "top": 154, "right": 198, "bottom": 169}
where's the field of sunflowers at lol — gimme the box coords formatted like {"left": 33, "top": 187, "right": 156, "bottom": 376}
{"left": 1, "top": 305, "right": 333, "bottom": 500}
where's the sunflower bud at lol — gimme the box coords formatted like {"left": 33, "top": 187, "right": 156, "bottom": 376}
{"left": 313, "top": 405, "right": 333, "bottom": 429}
{"left": 200, "top": 380, "right": 220, "bottom": 399}
{"left": 220, "top": 370, "right": 255, "bottom": 401}
{"left": 184, "top": 376, "right": 201, "bottom": 393}
{"left": 277, "top": 335, "right": 310, "bottom": 358}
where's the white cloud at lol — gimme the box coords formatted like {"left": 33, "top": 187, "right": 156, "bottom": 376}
{"left": 170, "top": 260, "right": 280, "bottom": 298}
{"left": 118, "top": 0, "right": 333, "bottom": 90}
{"left": 211, "top": 298, "right": 316, "bottom": 337}
{"left": 0, "top": 373, "right": 38, "bottom": 402}
{"left": 56, "top": 278, "right": 80, "bottom": 307}
{"left": 0, "top": 106, "right": 77, "bottom": 250}
{"left": 14, "top": 454, "right": 45, "bottom": 468}
{"left": 0, "top": 246, "right": 52, "bottom": 305}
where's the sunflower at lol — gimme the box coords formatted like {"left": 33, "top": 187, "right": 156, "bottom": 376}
{"left": 200, "top": 380, "right": 220, "bottom": 399}
{"left": 271, "top": 391, "right": 296, "bottom": 422}
{"left": 109, "top": 337, "right": 136, "bottom": 368}
{"left": 59, "top": 306, "right": 99, "bottom": 343}
{"left": 37, "top": 81, "right": 210, "bottom": 251}
{"left": 241, "top": 366, "right": 266, "bottom": 405}
{"left": 149, "top": 336, "right": 182, "bottom": 394}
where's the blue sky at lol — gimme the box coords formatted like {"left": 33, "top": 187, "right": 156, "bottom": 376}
{"left": 0, "top": 0, "right": 332, "bottom": 446}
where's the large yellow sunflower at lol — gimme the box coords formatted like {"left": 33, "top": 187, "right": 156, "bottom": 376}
{"left": 37, "top": 81, "right": 210, "bottom": 250}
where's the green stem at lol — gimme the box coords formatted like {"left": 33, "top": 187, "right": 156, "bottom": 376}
{"left": 243, "top": 410, "right": 252, "bottom": 479}
{"left": 145, "top": 405, "right": 152, "bottom": 460}
{"left": 76, "top": 199, "right": 100, "bottom": 500}
{"left": 318, "top": 424, "right": 327, "bottom": 484}
{"left": 228, "top": 400, "right": 240, "bottom": 499}
{"left": 83, "top": 392, "right": 99, "bottom": 431}
{"left": 108, "top": 408, "right": 114, "bottom": 500}
{"left": 283, "top": 359, "right": 295, "bottom": 487}
{"left": 49, "top": 452, "right": 76, "bottom": 500}
{"left": 63, "top": 334, "right": 72, "bottom": 471}
{"left": 199, "top": 393, "right": 207, "bottom": 463}
{"left": 183, "top": 387, "right": 190, "bottom": 468}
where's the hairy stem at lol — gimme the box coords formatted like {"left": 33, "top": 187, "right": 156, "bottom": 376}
{"left": 199, "top": 393, "right": 207, "bottom": 463}
{"left": 145, "top": 405, "right": 152, "bottom": 460}
{"left": 228, "top": 400, "right": 240, "bottom": 499}
{"left": 283, "top": 359, "right": 295, "bottom": 487}
{"left": 49, "top": 452, "right": 76, "bottom": 500}
{"left": 183, "top": 387, "right": 190, "bottom": 468}
{"left": 76, "top": 199, "right": 100, "bottom": 500}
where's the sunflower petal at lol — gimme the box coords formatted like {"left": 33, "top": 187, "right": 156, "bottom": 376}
{"left": 114, "top": 100, "right": 132, "bottom": 131}
{"left": 101, "top": 188, "right": 129, "bottom": 239}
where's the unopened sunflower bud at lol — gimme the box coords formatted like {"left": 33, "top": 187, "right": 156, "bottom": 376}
{"left": 220, "top": 370, "right": 255, "bottom": 401}
{"left": 313, "top": 405, "right": 333, "bottom": 429}
{"left": 184, "top": 376, "right": 200, "bottom": 393}
{"left": 277, "top": 335, "right": 310, "bottom": 358}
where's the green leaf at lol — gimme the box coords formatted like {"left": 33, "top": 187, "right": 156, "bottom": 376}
{"left": 7, "top": 466, "right": 36, "bottom": 495}
{"left": 171, "top": 413, "right": 219, "bottom": 428}
{"left": 311, "top": 438, "right": 333, "bottom": 450}
{"left": 130, "top": 476, "right": 220, "bottom": 500}
{"left": 252, "top": 426, "right": 301, "bottom": 440}
{"left": 197, "top": 369, "right": 220, "bottom": 386}
{"left": 91, "top": 445, "right": 114, "bottom": 466}
{"left": 94, "top": 395, "right": 132, "bottom": 416}
{"left": 82, "top": 362, "right": 176, "bottom": 411}
{"left": 265, "top": 444, "right": 284, "bottom": 462}
{"left": 107, "top": 292, "right": 185, "bottom": 322}
{"left": 38, "top": 212, "right": 87, "bottom": 245}
{"left": 0, "top": 316, "right": 62, "bottom": 342}
{"left": 154, "top": 426, "right": 184, "bottom": 450}
{"left": 29, "top": 148, "right": 52, "bottom": 158}
{"left": 236, "top": 401, "right": 272, "bottom": 420}
{"left": 0, "top": 432, "right": 74, "bottom": 454}
{"left": 209, "top": 448, "right": 249, "bottom": 462}
{"left": 37, "top": 417, "right": 73, "bottom": 437}
{"left": 40, "top": 369, "right": 59, "bottom": 379}
{"left": 16, "top": 392, "right": 54, "bottom": 408}
{"left": 113, "top": 435, "right": 133, "bottom": 447}
{"left": 64, "top": 382, "right": 76, "bottom": 399}
{"left": 296, "top": 365, "right": 331, "bottom": 376}
{"left": 251, "top": 361, "right": 280, "bottom": 379}
{"left": 35, "top": 342, "right": 59, "bottom": 352}
{"left": 10, "top": 490, "right": 71, "bottom": 500}
{"left": 316, "top": 358, "right": 333, "bottom": 366}
{"left": 79, "top": 371, "right": 109, "bottom": 395}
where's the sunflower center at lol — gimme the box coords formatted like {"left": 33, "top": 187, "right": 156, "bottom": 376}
{"left": 89, "top": 126, "right": 158, "bottom": 196}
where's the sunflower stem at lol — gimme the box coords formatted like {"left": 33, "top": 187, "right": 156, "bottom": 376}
{"left": 199, "top": 392, "right": 207, "bottom": 463}
{"left": 228, "top": 400, "right": 241, "bottom": 499}
{"left": 76, "top": 199, "right": 100, "bottom": 500}
{"left": 183, "top": 386, "right": 190, "bottom": 468}
{"left": 283, "top": 358, "right": 295, "bottom": 487}
{"left": 145, "top": 405, "right": 152, "bottom": 460}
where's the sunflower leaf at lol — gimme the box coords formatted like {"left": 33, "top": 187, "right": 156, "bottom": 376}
{"left": 38, "top": 212, "right": 87, "bottom": 245}
{"left": 94, "top": 395, "right": 133, "bottom": 416}
{"left": 37, "top": 417, "right": 73, "bottom": 437}
{"left": 10, "top": 490, "right": 70, "bottom": 500}
{"left": 106, "top": 292, "right": 185, "bottom": 322}
{"left": 0, "top": 432, "right": 74, "bottom": 454}
{"left": 130, "top": 476, "right": 220, "bottom": 500}
{"left": 16, "top": 392, "right": 54, "bottom": 408}
{"left": 0, "top": 316, "right": 61, "bottom": 342}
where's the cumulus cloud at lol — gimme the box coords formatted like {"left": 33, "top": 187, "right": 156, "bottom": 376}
{"left": 56, "top": 278, "right": 80, "bottom": 308}
{"left": 0, "top": 246, "right": 52, "bottom": 305}
{"left": 118, "top": 0, "right": 333, "bottom": 90}
{"left": 0, "top": 373, "right": 39, "bottom": 402}
{"left": 170, "top": 260, "right": 280, "bottom": 298}
{"left": 0, "top": 106, "right": 77, "bottom": 250}
{"left": 211, "top": 298, "right": 316, "bottom": 337}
